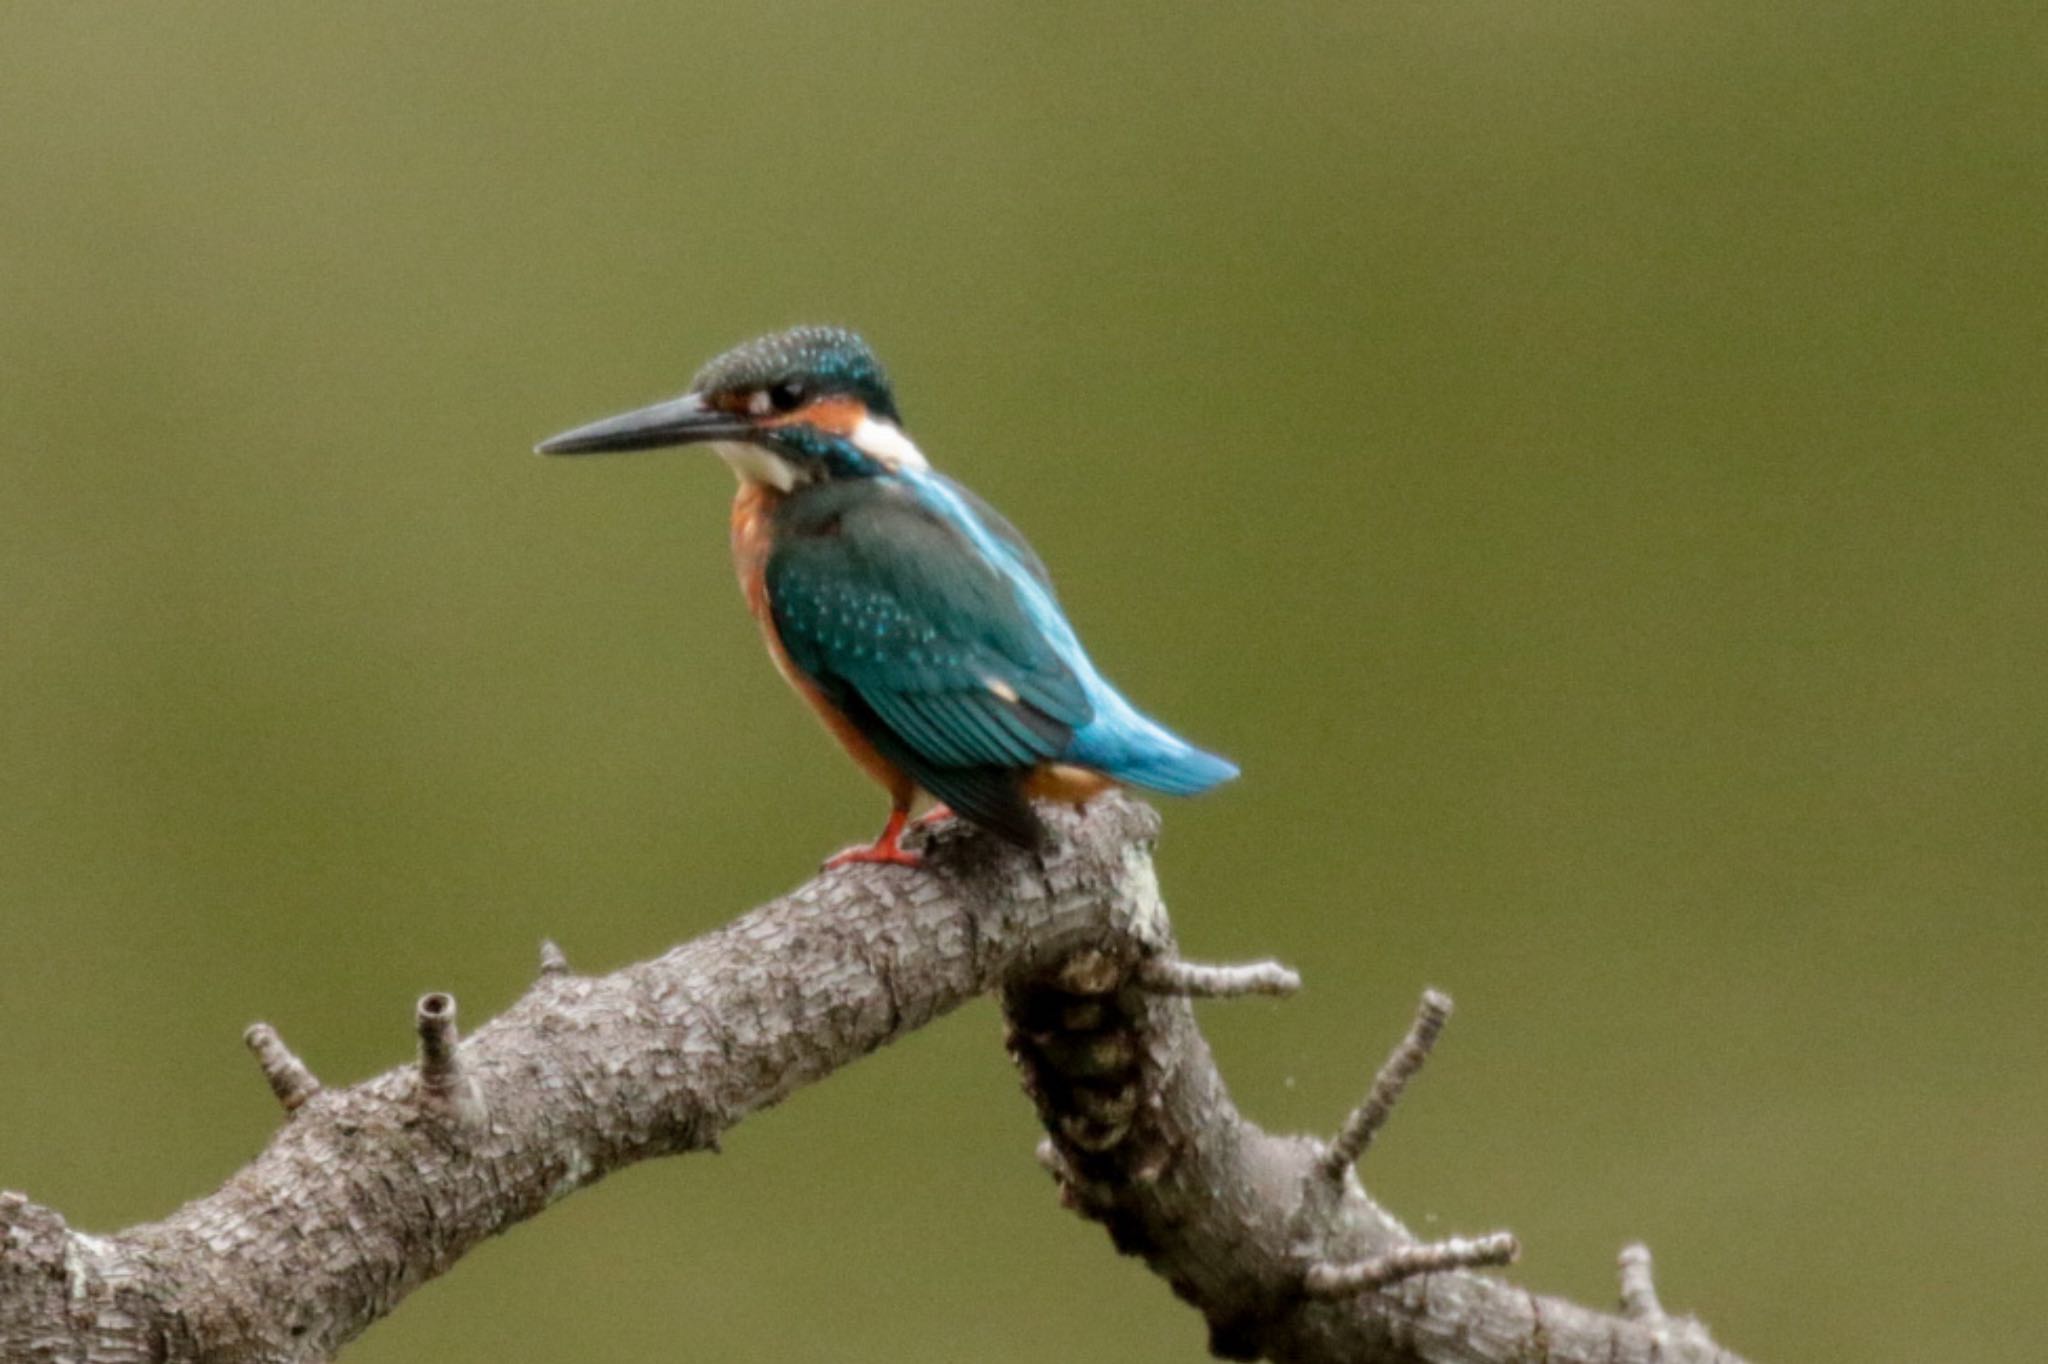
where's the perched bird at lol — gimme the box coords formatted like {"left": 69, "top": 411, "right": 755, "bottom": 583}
{"left": 537, "top": 326, "right": 1237, "bottom": 867}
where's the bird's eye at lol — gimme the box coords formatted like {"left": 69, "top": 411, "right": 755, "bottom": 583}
{"left": 766, "top": 381, "right": 805, "bottom": 413}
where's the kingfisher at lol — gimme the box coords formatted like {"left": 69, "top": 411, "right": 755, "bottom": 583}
{"left": 536, "top": 326, "right": 1237, "bottom": 867}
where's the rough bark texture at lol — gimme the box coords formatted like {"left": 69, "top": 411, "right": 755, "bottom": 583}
{"left": 0, "top": 794, "right": 1747, "bottom": 1363}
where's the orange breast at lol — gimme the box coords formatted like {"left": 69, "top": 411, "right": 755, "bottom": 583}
{"left": 731, "top": 482, "right": 917, "bottom": 808}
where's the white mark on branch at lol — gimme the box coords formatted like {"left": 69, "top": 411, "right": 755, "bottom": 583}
{"left": 241, "top": 1022, "right": 321, "bottom": 1114}
{"left": 1303, "top": 1231, "right": 1520, "bottom": 1297}
{"left": 1117, "top": 843, "right": 1170, "bottom": 943}
{"left": 1137, "top": 956, "right": 1301, "bottom": 998}
{"left": 415, "top": 992, "right": 485, "bottom": 1128}
{"left": 546, "top": 1145, "right": 597, "bottom": 1206}
{"left": 63, "top": 1231, "right": 118, "bottom": 1310}
{"left": 1319, "top": 988, "right": 1452, "bottom": 1182}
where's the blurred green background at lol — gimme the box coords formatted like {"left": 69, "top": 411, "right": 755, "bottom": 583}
{"left": 1, "top": 3, "right": 2041, "bottom": 1360}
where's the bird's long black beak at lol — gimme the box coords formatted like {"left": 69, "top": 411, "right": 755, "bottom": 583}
{"left": 535, "top": 393, "right": 751, "bottom": 455}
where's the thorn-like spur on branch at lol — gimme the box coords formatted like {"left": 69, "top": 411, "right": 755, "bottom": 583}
{"left": 537, "top": 938, "right": 571, "bottom": 977}
{"left": 414, "top": 991, "right": 485, "bottom": 1127}
{"left": 1136, "top": 955, "right": 1301, "bottom": 998}
{"left": 242, "top": 1022, "right": 322, "bottom": 1114}
{"left": 1616, "top": 1240, "right": 1730, "bottom": 1354}
{"left": 1619, "top": 1242, "right": 1667, "bottom": 1322}
{"left": 1303, "top": 1231, "right": 1521, "bottom": 1298}
{"left": 1318, "top": 987, "right": 1453, "bottom": 1182}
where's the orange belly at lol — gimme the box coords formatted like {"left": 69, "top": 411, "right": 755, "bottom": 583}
{"left": 731, "top": 482, "right": 917, "bottom": 809}
{"left": 1025, "top": 762, "right": 1116, "bottom": 805}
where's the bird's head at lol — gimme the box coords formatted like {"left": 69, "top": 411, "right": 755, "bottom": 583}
{"left": 536, "top": 326, "right": 927, "bottom": 492}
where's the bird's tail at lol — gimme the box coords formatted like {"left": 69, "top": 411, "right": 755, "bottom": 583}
{"left": 1070, "top": 710, "right": 1240, "bottom": 797}
{"left": 1113, "top": 742, "right": 1240, "bottom": 796}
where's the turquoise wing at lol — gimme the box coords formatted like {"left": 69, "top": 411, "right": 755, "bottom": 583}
{"left": 765, "top": 481, "right": 1092, "bottom": 845}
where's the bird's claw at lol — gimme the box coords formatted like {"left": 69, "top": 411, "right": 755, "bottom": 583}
{"left": 822, "top": 842, "right": 925, "bottom": 870}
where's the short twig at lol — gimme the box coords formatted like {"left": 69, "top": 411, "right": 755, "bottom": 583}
{"left": 1138, "top": 957, "right": 1301, "bottom": 998}
{"left": 1318, "top": 988, "right": 1453, "bottom": 1182}
{"left": 241, "top": 1022, "right": 321, "bottom": 1114}
{"left": 1618, "top": 1243, "right": 1665, "bottom": 1322}
{"left": 1304, "top": 1231, "right": 1520, "bottom": 1298}
{"left": 415, "top": 992, "right": 484, "bottom": 1127}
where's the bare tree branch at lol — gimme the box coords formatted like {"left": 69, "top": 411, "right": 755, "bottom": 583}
{"left": 0, "top": 794, "right": 1748, "bottom": 1363}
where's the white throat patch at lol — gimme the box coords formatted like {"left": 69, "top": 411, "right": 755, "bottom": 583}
{"left": 850, "top": 415, "right": 930, "bottom": 473}
{"left": 711, "top": 440, "right": 798, "bottom": 492}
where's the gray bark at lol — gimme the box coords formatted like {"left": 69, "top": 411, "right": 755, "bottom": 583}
{"left": 0, "top": 794, "right": 1746, "bottom": 1363}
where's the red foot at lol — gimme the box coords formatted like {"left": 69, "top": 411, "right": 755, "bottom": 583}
{"left": 912, "top": 803, "right": 955, "bottom": 828}
{"left": 824, "top": 842, "right": 924, "bottom": 870}
{"left": 823, "top": 809, "right": 925, "bottom": 870}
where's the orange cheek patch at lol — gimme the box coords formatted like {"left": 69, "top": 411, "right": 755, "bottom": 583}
{"left": 768, "top": 396, "right": 867, "bottom": 436}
